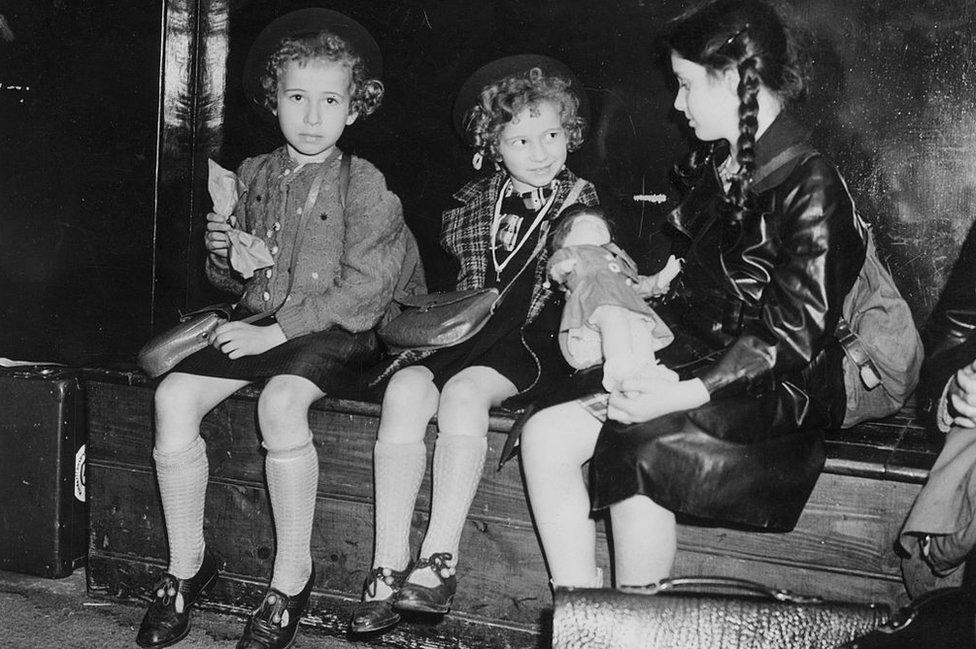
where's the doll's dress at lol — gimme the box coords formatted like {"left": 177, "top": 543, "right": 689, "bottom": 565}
{"left": 551, "top": 243, "right": 674, "bottom": 369}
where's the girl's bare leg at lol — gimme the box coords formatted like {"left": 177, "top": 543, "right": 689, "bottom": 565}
{"left": 609, "top": 495, "right": 676, "bottom": 587}
{"left": 520, "top": 402, "right": 604, "bottom": 587}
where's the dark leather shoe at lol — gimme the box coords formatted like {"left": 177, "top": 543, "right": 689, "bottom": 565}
{"left": 394, "top": 553, "right": 457, "bottom": 615}
{"left": 137, "top": 552, "right": 219, "bottom": 648}
{"left": 348, "top": 564, "right": 412, "bottom": 634}
{"left": 237, "top": 567, "right": 315, "bottom": 649}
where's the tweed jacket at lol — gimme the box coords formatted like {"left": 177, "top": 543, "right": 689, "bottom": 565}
{"left": 206, "top": 147, "right": 411, "bottom": 338}
{"left": 442, "top": 167, "right": 599, "bottom": 325}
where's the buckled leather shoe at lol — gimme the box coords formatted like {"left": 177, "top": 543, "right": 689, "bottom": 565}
{"left": 394, "top": 553, "right": 457, "bottom": 615}
{"left": 348, "top": 563, "right": 412, "bottom": 634}
{"left": 237, "top": 566, "right": 315, "bottom": 649}
{"left": 137, "top": 552, "right": 219, "bottom": 648}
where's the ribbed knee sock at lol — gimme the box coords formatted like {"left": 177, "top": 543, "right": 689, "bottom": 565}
{"left": 154, "top": 436, "right": 209, "bottom": 580}
{"left": 419, "top": 434, "right": 487, "bottom": 563}
{"left": 372, "top": 440, "right": 426, "bottom": 571}
{"left": 266, "top": 436, "right": 319, "bottom": 596}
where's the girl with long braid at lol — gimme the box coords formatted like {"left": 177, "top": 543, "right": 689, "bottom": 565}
{"left": 518, "top": 0, "right": 870, "bottom": 591}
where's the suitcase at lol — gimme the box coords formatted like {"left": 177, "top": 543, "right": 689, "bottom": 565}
{"left": 0, "top": 367, "right": 87, "bottom": 577}
{"left": 553, "top": 577, "right": 891, "bottom": 649}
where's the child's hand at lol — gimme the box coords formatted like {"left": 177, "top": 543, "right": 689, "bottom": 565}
{"left": 205, "top": 212, "right": 234, "bottom": 258}
{"left": 209, "top": 322, "right": 286, "bottom": 359}
{"left": 607, "top": 375, "right": 708, "bottom": 424}
{"left": 636, "top": 255, "right": 682, "bottom": 298}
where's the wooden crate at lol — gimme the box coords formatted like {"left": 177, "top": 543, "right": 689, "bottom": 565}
{"left": 85, "top": 371, "right": 927, "bottom": 647}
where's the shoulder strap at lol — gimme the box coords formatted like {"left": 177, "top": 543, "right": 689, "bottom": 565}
{"left": 749, "top": 143, "right": 815, "bottom": 193}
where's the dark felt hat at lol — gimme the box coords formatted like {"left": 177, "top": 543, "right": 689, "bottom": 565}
{"left": 242, "top": 8, "right": 382, "bottom": 109}
{"left": 451, "top": 53, "right": 590, "bottom": 140}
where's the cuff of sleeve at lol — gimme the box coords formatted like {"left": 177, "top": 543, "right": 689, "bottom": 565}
{"left": 274, "top": 304, "right": 309, "bottom": 340}
{"left": 937, "top": 377, "right": 954, "bottom": 434}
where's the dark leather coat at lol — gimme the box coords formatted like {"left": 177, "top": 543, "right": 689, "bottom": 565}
{"left": 587, "top": 113, "right": 868, "bottom": 530}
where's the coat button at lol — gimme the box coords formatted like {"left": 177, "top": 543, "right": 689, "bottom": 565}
{"left": 311, "top": 272, "right": 319, "bottom": 280}
{"left": 262, "top": 291, "right": 270, "bottom": 301}
{"left": 265, "top": 269, "right": 273, "bottom": 279}
{"left": 271, "top": 245, "right": 279, "bottom": 255}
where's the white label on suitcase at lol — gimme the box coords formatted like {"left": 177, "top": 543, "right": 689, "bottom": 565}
{"left": 74, "top": 444, "right": 86, "bottom": 502}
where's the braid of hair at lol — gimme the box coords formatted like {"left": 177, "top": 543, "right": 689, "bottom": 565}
{"left": 730, "top": 56, "right": 761, "bottom": 222}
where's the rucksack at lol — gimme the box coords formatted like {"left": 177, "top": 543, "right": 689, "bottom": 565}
{"left": 750, "top": 144, "right": 923, "bottom": 428}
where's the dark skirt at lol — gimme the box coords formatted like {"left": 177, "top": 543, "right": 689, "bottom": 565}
{"left": 173, "top": 316, "right": 381, "bottom": 397}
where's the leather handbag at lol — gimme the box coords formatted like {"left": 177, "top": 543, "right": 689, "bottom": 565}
{"left": 376, "top": 288, "right": 500, "bottom": 353}
{"left": 552, "top": 577, "right": 890, "bottom": 649}
{"left": 377, "top": 178, "right": 588, "bottom": 353}
{"left": 838, "top": 587, "right": 976, "bottom": 649}
{"left": 137, "top": 304, "right": 235, "bottom": 378}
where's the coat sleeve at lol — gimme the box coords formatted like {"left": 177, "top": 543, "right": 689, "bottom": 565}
{"left": 274, "top": 162, "right": 407, "bottom": 338}
{"left": 698, "top": 158, "right": 866, "bottom": 398}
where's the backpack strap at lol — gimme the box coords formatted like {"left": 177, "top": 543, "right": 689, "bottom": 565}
{"left": 749, "top": 143, "right": 816, "bottom": 194}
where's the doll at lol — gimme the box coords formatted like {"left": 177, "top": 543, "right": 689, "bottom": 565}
{"left": 547, "top": 205, "right": 681, "bottom": 395}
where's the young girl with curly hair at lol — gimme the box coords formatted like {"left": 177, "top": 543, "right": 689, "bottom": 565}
{"left": 136, "top": 10, "right": 420, "bottom": 649}
{"left": 349, "top": 55, "right": 599, "bottom": 634}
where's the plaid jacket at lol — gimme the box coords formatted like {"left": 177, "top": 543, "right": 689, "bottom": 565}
{"left": 443, "top": 167, "right": 599, "bottom": 324}
{"left": 373, "top": 167, "right": 599, "bottom": 383}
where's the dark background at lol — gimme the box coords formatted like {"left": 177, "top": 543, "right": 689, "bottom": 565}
{"left": 1, "top": 0, "right": 974, "bottom": 366}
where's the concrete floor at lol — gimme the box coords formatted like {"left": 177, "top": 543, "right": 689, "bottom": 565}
{"left": 0, "top": 569, "right": 379, "bottom": 649}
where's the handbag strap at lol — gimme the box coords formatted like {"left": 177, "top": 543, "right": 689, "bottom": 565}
{"left": 239, "top": 153, "right": 352, "bottom": 324}
{"left": 494, "top": 177, "right": 588, "bottom": 304}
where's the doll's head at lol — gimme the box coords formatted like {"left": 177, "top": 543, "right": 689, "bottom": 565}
{"left": 550, "top": 205, "right": 612, "bottom": 251}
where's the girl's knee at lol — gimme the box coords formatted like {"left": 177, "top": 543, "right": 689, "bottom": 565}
{"left": 384, "top": 367, "right": 437, "bottom": 412}
{"left": 257, "top": 377, "right": 318, "bottom": 429}
{"left": 155, "top": 374, "right": 207, "bottom": 425}
{"left": 439, "top": 374, "right": 492, "bottom": 411}
{"left": 521, "top": 406, "right": 596, "bottom": 467}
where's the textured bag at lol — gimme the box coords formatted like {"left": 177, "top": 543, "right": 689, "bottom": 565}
{"left": 837, "top": 227, "right": 923, "bottom": 427}
{"left": 749, "top": 144, "right": 922, "bottom": 428}
{"left": 837, "top": 587, "right": 975, "bottom": 649}
{"left": 377, "top": 288, "right": 500, "bottom": 353}
{"left": 137, "top": 304, "right": 234, "bottom": 378}
{"left": 552, "top": 577, "right": 890, "bottom": 649}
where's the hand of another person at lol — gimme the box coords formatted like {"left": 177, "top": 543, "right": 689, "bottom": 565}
{"left": 607, "top": 376, "right": 709, "bottom": 424}
{"left": 205, "top": 211, "right": 234, "bottom": 258}
{"left": 209, "top": 322, "right": 287, "bottom": 359}
{"left": 948, "top": 360, "right": 976, "bottom": 428}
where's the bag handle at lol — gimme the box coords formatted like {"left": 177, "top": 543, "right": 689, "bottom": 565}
{"left": 649, "top": 576, "right": 824, "bottom": 605}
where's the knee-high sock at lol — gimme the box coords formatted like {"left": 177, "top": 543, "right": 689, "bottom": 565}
{"left": 372, "top": 440, "right": 427, "bottom": 571}
{"left": 154, "top": 436, "right": 208, "bottom": 580}
{"left": 266, "top": 436, "right": 319, "bottom": 596}
{"left": 419, "top": 434, "right": 487, "bottom": 562}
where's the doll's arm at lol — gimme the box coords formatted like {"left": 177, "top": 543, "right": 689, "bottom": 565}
{"left": 636, "top": 255, "right": 682, "bottom": 298}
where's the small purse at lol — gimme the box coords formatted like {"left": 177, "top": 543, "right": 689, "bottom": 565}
{"left": 377, "top": 288, "right": 500, "bottom": 353}
{"left": 553, "top": 577, "right": 890, "bottom": 649}
{"left": 137, "top": 304, "right": 234, "bottom": 378}
{"left": 377, "top": 178, "right": 588, "bottom": 353}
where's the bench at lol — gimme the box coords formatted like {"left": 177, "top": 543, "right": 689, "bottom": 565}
{"left": 83, "top": 368, "right": 943, "bottom": 648}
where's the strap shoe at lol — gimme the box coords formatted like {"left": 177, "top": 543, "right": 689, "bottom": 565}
{"left": 348, "top": 563, "right": 413, "bottom": 634}
{"left": 237, "top": 566, "right": 315, "bottom": 649}
{"left": 394, "top": 553, "right": 457, "bottom": 615}
{"left": 136, "top": 551, "right": 219, "bottom": 648}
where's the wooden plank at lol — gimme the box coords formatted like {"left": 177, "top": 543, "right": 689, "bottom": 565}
{"left": 88, "top": 381, "right": 920, "bottom": 582}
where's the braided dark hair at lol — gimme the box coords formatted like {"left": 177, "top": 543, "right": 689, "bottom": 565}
{"left": 665, "top": 0, "right": 805, "bottom": 222}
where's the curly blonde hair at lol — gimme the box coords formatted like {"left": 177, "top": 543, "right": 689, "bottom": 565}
{"left": 464, "top": 67, "right": 586, "bottom": 161}
{"left": 259, "top": 31, "right": 384, "bottom": 116}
